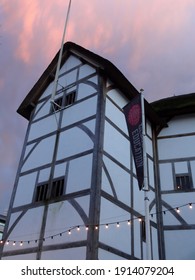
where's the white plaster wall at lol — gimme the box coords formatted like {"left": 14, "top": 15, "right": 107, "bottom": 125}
{"left": 44, "top": 199, "right": 89, "bottom": 246}
{"left": 159, "top": 163, "right": 173, "bottom": 190}
{"left": 102, "top": 155, "right": 131, "bottom": 205}
{"left": 66, "top": 155, "right": 93, "bottom": 194}
{"left": 56, "top": 128, "right": 94, "bottom": 161}
{"left": 53, "top": 163, "right": 66, "bottom": 179}
{"left": 59, "top": 55, "right": 81, "bottom": 73}
{"left": 78, "top": 64, "right": 96, "bottom": 80}
{"left": 38, "top": 167, "right": 51, "bottom": 183}
{"left": 33, "top": 98, "right": 51, "bottom": 121}
{"left": 159, "top": 114, "right": 195, "bottom": 137}
{"left": 99, "top": 197, "right": 131, "bottom": 255}
{"left": 164, "top": 230, "right": 195, "bottom": 259}
{"left": 162, "top": 192, "right": 194, "bottom": 225}
{"left": 106, "top": 88, "right": 128, "bottom": 108}
{"left": 158, "top": 136, "right": 195, "bottom": 160}
{"left": 104, "top": 121, "right": 131, "bottom": 169}
{"left": 61, "top": 96, "right": 97, "bottom": 128}
{"left": 58, "top": 69, "right": 77, "bottom": 89}
{"left": 3, "top": 207, "right": 44, "bottom": 252}
{"left": 105, "top": 97, "right": 128, "bottom": 134}
{"left": 77, "top": 82, "right": 97, "bottom": 100}
{"left": 28, "top": 115, "right": 57, "bottom": 141}
{"left": 21, "top": 135, "right": 56, "bottom": 172}
{"left": 13, "top": 173, "right": 37, "bottom": 207}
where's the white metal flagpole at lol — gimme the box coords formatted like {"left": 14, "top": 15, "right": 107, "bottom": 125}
{"left": 140, "top": 89, "right": 152, "bottom": 260}
{"left": 51, "top": 0, "right": 72, "bottom": 102}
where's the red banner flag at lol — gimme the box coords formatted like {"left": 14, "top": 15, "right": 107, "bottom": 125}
{"left": 123, "top": 95, "right": 144, "bottom": 190}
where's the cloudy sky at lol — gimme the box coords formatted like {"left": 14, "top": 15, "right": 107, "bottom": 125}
{"left": 1, "top": 0, "right": 195, "bottom": 213}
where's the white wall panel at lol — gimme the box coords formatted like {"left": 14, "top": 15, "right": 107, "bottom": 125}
{"left": 59, "top": 55, "right": 81, "bottom": 73}
{"left": 162, "top": 192, "right": 194, "bottom": 224}
{"left": 104, "top": 121, "right": 131, "bottom": 169}
{"left": 99, "top": 198, "right": 131, "bottom": 255}
{"left": 158, "top": 136, "right": 195, "bottom": 160}
{"left": 107, "top": 89, "right": 128, "bottom": 108}
{"left": 102, "top": 155, "right": 131, "bottom": 205}
{"left": 57, "top": 128, "right": 93, "bottom": 161}
{"left": 164, "top": 230, "right": 195, "bottom": 259}
{"left": 38, "top": 167, "right": 51, "bottom": 183}
{"left": 28, "top": 115, "right": 57, "bottom": 141}
{"left": 22, "top": 135, "right": 56, "bottom": 172}
{"left": 53, "top": 163, "right": 66, "bottom": 179}
{"left": 78, "top": 64, "right": 96, "bottom": 80}
{"left": 61, "top": 96, "right": 97, "bottom": 128}
{"left": 174, "top": 161, "right": 188, "bottom": 174}
{"left": 159, "top": 163, "right": 173, "bottom": 190}
{"left": 66, "top": 155, "right": 92, "bottom": 194}
{"left": 159, "top": 114, "right": 195, "bottom": 137}
{"left": 13, "top": 173, "right": 37, "bottom": 207}
{"left": 33, "top": 99, "right": 51, "bottom": 121}
{"left": 44, "top": 201, "right": 87, "bottom": 246}
{"left": 105, "top": 97, "right": 128, "bottom": 135}
{"left": 77, "top": 83, "right": 97, "bottom": 100}
{"left": 3, "top": 207, "right": 44, "bottom": 252}
{"left": 58, "top": 69, "right": 77, "bottom": 89}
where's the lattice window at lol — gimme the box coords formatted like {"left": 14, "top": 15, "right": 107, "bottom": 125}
{"left": 35, "top": 183, "right": 48, "bottom": 202}
{"left": 176, "top": 174, "right": 192, "bottom": 191}
{"left": 51, "top": 91, "right": 76, "bottom": 113}
{"left": 35, "top": 178, "right": 64, "bottom": 202}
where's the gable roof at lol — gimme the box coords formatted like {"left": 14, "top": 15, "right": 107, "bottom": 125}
{"left": 17, "top": 41, "right": 164, "bottom": 127}
{"left": 17, "top": 41, "right": 139, "bottom": 120}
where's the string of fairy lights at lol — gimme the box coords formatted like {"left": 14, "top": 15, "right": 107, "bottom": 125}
{"left": 0, "top": 202, "right": 194, "bottom": 247}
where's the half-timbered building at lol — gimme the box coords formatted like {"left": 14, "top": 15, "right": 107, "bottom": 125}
{"left": 1, "top": 42, "right": 195, "bottom": 259}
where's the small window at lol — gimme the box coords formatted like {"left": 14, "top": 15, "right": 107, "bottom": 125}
{"left": 51, "top": 91, "right": 76, "bottom": 113}
{"left": 64, "top": 91, "right": 76, "bottom": 107}
{"left": 51, "top": 96, "right": 63, "bottom": 112}
{"left": 35, "top": 183, "right": 48, "bottom": 202}
{"left": 176, "top": 174, "right": 192, "bottom": 191}
{"left": 35, "top": 178, "right": 64, "bottom": 202}
{"left": 51, "top": 178, "right": 64, "bottom": 199}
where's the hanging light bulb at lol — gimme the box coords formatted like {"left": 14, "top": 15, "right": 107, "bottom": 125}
{"left": 13, "top": 241, "right": 16, "bottom": 246}
{"left": 85, "top": 225, "right": 89, "bottom": 231}
{"left": 105, "top": 224, "right": 109, "bottom": 229}
{"left": 77, "top": 226, "right": 80, "bottom": 231}
{"left": 116, "top": 222, "right": 120, "bottom": 228}
{"left": 95, "top": 225, "right": 98, "bottom": 230}
{"left": 127, "top": 220, "right": 131, "bottom": 225}
{"left": 20, "top": 241, "right": 23, "bottom": 246}
{"left": 138, "top": 218, "right": 142, "bottom": 222}
{"left": 68, "top": 230, "right": 71, "bottom": 235}
{"left": 176, "top": 207, "right": 180, "bottom": 213}
{"left": 189, "top": 203, "right": 193, "bottom": 209}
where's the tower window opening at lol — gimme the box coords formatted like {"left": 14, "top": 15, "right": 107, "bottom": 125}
{"left": 51, "top": 90, "right": 76, "bottom": 113}
{"left": 35, "top": 178, "right": 64, "bottom": 202}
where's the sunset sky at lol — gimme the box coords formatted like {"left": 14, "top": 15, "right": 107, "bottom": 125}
{"left": 1, "top": 0, "right": 195, "bottom": 213}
